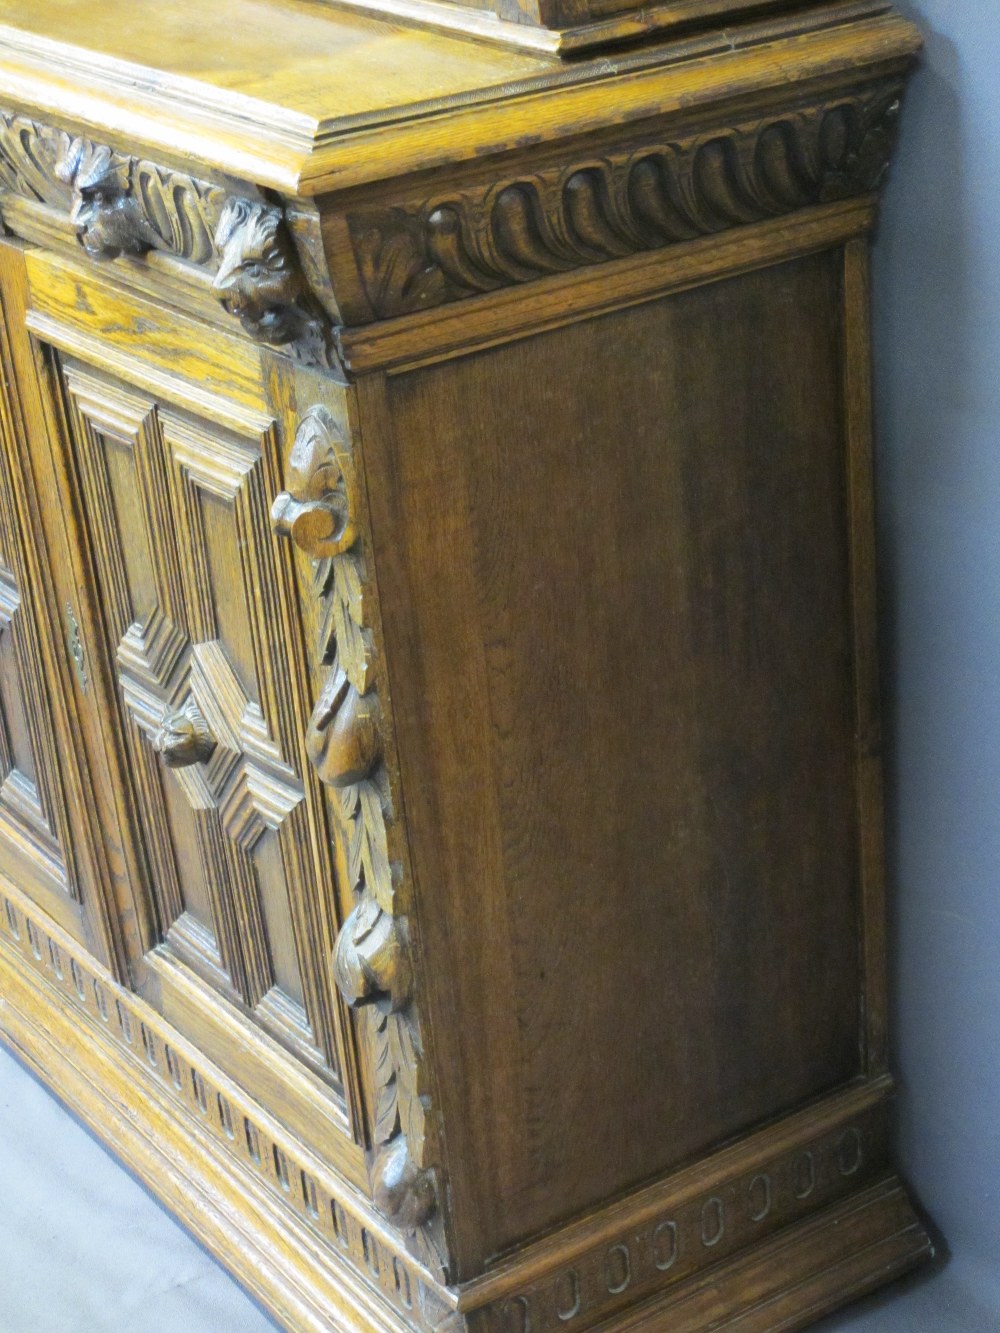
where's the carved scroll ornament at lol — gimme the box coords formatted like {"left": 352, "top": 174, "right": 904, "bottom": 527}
{"left": 0, "top": 113, "right": 226, "bottom": 264}
{"left": 271, "top": 405, "right": 443, "bottom": 1269}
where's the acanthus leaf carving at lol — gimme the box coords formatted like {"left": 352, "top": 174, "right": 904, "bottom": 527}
{"left": 306, "top": 666, "right": 382, "bottom": 788}
{"left": 55, "top": 135, "right": 161, "bottom": 260}
{"left": 348, "top": 85, "right": 906, "bottom": 320}
{"left": 373, "top": 1134, "right": 436, "bottom": 1233}
{"left": 0, "top": 114, "right": 71, "bottom": 209}
{"left": 0, "top": 106, "right": 230, "bottom": 268}
{"left": 0, "top": 109, "right": 338, "bottom": 366}
{"left": 272, "top": 403, "right": 444, "bottom": 1269}
{"left": 334, "top": 894, "right": 413, "bottom": 1012}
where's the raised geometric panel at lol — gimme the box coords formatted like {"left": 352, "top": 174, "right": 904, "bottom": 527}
{"left": 55, "top": 355, "right": 346, "bottom": 1085}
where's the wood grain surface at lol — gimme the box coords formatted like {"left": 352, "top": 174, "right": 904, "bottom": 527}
{"left": 363, "top": 252, "right": 863, "bottom": 1272}
{"left": 0, "top": 1, "right": 920, "bottom": 191}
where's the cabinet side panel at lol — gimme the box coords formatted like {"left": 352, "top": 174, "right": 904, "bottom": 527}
{"left": 365, "top": 251, "right": 863, "bottom": 1270}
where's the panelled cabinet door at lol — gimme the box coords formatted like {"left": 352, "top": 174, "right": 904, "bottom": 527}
{"left": 37, "top": 341, "right": 353, "bottom": 1106}
{"left": 0, "top": 464, "right": 73, "bottom": 922}
{"left": 0, "top": 241, "right": 115, "bottom": 962}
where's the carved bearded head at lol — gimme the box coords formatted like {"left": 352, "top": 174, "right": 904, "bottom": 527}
{"left": 213, "top": 197, "right": 308, "bottom": 345}
{"left": 56, "top": 138, "right": 156, "bottom": 260}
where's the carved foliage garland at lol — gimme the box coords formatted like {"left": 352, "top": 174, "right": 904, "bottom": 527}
{"left": 271, "top": 405, "right": 444, "bottom": 1271}
{"left": 348, "top": 86, "right": 903, "bottom": 319}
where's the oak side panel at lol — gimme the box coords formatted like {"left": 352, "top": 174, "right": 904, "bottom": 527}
{"left": 362, "top": 251, "right": 862, "bottom": 1274}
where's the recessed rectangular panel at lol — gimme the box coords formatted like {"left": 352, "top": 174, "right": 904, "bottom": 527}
{"left": 0, "top": 298, "right": 84, "bottom": 939}
{"left": 0, "top": 559, "right": 72, "bottom": 903}
{"left": 369, "top": 251, "right": 861, "bottom": 1260}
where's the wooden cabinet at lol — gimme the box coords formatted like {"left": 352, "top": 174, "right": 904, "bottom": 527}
{"left": 0, "top": 2, "right": 932, "bottom": 1329}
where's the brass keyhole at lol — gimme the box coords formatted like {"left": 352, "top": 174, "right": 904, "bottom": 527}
{"left": 65, "top": 602, "right": 87, "bottom": 690}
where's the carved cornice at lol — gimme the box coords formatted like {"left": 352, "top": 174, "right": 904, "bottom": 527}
{"left": 346, "top": 85, "right": 903, "bottom": 320}
{"left": 0, "top": 110, "right": 337, "bottom": 367}
{"left": 0, "top": 87, "right": 902, "bottom": 347}
{"left": 271, "top": 405, "right": 446, "bottom": 1275}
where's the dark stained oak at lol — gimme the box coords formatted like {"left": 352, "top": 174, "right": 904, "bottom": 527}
{"left": 363, "top": 254, "right": 863, "bottom": 1269}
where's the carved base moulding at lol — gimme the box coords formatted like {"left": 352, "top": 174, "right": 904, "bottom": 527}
{"left": 0, "top": 877, "right": 931, "bottom": 1333}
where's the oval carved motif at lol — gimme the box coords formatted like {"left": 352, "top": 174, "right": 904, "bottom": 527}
{"left": 701, "top": 1197, "right": 725, "bottom": 1247}
{"left": 393, "top": 1256, "right": 412, "bottom": 1309}
{"left": 794, "top": 1151, "right": 816, "bottom": 1200}
{"left": 838, "top": 1127, "right": 863, "bottom": 1177}
{"left": 504, "top": 1296, "right": 530, "bottom": 1333}
{"left": 605, "top": 1243, "right": 631, "bottom": 1295}
{"left": 556, "top": 1270, "right": 582, "bottom": 1322}
{"left": 653, "top": 1219, "right": 678, "bottom": 1271}
{"left": 747, "top": 1173, "right": 772, "bottom": 1223}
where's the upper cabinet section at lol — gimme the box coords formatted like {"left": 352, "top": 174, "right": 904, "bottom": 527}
{"left": 0, "top": 0, "right": 839, "bottom": 62}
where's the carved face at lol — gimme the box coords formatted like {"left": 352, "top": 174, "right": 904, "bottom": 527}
{"left": 213, "top": 198, "right": 306, "bottom": 344}
{"left": 56, "top": 138, "right": 154, "bottom": 260}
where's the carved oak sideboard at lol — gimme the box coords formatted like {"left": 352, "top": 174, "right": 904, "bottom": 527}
{"left": 0, "top": 1, "right": 930, "bottom": 1329}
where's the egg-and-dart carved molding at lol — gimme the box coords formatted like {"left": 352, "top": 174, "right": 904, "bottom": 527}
{"left": 347, "top": 84, "right": 903, "bottom": 320}
{"left": 271, "top": 403, "right": 447, "bottom": 1278}
{"left": 492, "top": 1112, "right": 881, "bottom": 1333}
{"left": 0, "top": 111, "right": 338, "bottom": 368}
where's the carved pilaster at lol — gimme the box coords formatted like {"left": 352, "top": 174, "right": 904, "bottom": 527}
{"left": 271, "top": 404, "right": 445, "bottom": 1271}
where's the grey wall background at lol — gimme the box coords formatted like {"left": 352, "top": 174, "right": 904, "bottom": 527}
{"left": 1, "top": 2, "right": 999, "bottom": 1329}
{"left": 873, "top": 0, "right": 1000, "bottom": 1296}
{"left": 825, "top": 0, "right": 1000, "bottom": 1325}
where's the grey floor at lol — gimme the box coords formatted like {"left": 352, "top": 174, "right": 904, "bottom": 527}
{"left": 1, "top": 1046, "right": 995, "bottom": 1332}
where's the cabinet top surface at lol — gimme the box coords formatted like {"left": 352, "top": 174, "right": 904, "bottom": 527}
{"left": 0, "top": 0, "right": 919, "bottom": 193}
{"left": 0, "top": 0, "right": 554, "bottom": 120}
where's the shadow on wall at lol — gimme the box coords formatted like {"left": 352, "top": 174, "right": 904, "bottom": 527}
{"left": 874, "top": 2, "right": 1000, "bottom": 1294}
